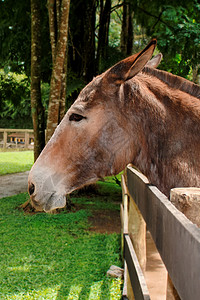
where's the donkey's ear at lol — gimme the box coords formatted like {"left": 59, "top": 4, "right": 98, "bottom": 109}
{"left": 105, "top": 39, "right": 157, "bottom": 83}
{"left": 145, "top": 53, "right": 162, "bottom": 68}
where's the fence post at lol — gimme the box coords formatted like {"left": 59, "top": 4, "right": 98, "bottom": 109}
{"left": 128, "top": 197, "right": 146, "bottom": 272}
{"left": 166, "top": 187, "right": 200, "bottom": 299}
{"left": 122, "top": 172, "right": 146, "bottom": 272}
{"left": 170, "top": 188, "right": 200, "bottom": 227}
{"left": 121, "top": 174, "right": 135, "bottom": 299}
{"left": 3, "top": 130, "right": 7, "bottom": 149}
{"left": 121, "top": 173, "right": 147, "bottom": 300}
{"left": 0, "top": 128, "right": 34, "bottom": 149}
{"left": 25, "top": 131, "right": 29, "bottom": 148}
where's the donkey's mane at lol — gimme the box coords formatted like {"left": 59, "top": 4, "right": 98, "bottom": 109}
{"left": 143, "top": 66, "right": 200, "bottom": 99}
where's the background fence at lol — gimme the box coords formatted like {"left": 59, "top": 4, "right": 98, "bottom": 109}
{"left": 0, "top": 128, "right": 34, "bottom": 149}
{"left": 121, "top": 165, "right": 200, "bottom": 300}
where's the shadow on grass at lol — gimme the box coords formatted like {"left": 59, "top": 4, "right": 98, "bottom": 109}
{"left": 56, "top": 276, "right": 122, "bottom": 299}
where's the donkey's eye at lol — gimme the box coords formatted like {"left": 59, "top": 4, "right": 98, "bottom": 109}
{"left": 69, "top": 113, "right": 86, "bottom": 122}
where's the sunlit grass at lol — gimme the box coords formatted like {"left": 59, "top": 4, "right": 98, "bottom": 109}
{"left": 0, "top": 151, "right": 34, "bottom": 175}
{"left": 0, "top": 179, "right": 123, "bottom": 299}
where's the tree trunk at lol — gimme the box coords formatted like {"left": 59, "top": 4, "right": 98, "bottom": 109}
{"left": 30, "top": 0, "right": 45, "bottom": 162}
{"left": 46, "top": 0, "right": 70, "bottom": 143}
{"left": 96, "top": 0, "right": 111, "bottom": 72}
{"left": 83, "top": 0, "right": 96, "bottom": 82}
{"left": 68, "top": 0, "right": 96, "bottom": 82}
{"left": 192, "top": 64, "right": 200, "bottom": 84}
{"left": 120, "top": 0, "right": 134, "bottom": 56}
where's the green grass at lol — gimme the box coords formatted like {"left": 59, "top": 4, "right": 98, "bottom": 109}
{"left": 0, "top": 180, "right": 123, "bottom": 299}
{"left": 0, "top": 151, "right": 34, "bottom": 175}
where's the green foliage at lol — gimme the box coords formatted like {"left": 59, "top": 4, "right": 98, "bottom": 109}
{"left": 109, "top": 5, "right": 123, "bottom": 48}
{"left": 0, "top": 151, "right": 34, "bottom": 175}
{"left": 134, "top": 0, "right": 200, "bottom": 79}
{"left": 0, "top": 0, "right": 31, "bottom": 75}
{"left": 0, "top": 70, "right": 51, "bottom": 128}
{"left": 154, "top": 3, "right": 200, "bottom": 77}
{"left": 0, "top": 71, "right": 32, "bottom": 128}
{"left": 0, "top": 0, "right": 51, "bottom": 81}
{"left": 0, "top": 186, "right": 122, "bottom": 299}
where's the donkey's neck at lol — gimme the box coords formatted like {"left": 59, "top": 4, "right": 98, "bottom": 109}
{"left": 126, "top": 74, "right": 200, "bottom": 196}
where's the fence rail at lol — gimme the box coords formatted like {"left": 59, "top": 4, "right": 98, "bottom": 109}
{"left": 124, "top": 234, "right": 150, "bottom": 300}
{"left": 121, "top": 166, "right": 200, "bottom": 300}
{"left": 0, "top": 128, "right": 34, "bottom": 149}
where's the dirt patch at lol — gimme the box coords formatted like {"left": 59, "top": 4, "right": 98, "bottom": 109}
{"left": 0, "top": 171, "right": 29, "bottom": 198}
{"left": 88, "top": 209, "right": 121, "bottom": 234}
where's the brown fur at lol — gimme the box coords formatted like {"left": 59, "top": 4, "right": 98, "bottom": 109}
{"left": 28, "top": 40, "right": 200, "bottom": 211}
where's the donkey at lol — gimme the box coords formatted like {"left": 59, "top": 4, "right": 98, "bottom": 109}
{"left": 28, "top": 39, "right": 200, "bottom": 212}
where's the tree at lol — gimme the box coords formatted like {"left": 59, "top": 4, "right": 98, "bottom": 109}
{"left": 31, "top": 0, "right": 45, "bottom": 161}
{"left": 96, "top": 0, "right": 112, "bottom": 72}
{"left": 68, "top": 0, "right": 96, "bottom": 82}
{"left": 120, "top": 0, "right": 133, "bottom": 56}
{"left": 46, "top": 0, "right": 70, "bottom": 143}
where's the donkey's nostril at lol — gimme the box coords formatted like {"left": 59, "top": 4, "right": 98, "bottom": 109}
{"left": 29, "top": 183, "right": 35, "bottom": 196}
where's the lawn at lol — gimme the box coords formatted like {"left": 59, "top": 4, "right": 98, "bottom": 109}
{"left": 0, "top": 151, "right": 34, "bottom": 175}
{"left": 0, "top": 180, "right": 123, "bottom": 299}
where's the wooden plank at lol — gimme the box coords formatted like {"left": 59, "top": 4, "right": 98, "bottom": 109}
{"left": 0, "top": 128, "right": 33, "bottom": 133}
{"left": 123, "top": 194, "right": 129, "bottom": 234}
{"left": 121, "top": 174, "right": 129, "bottom": 234}
{"left": 3, "top": 131, "right": 7, "bottom": 149}
{"left": 124, "top": 234, "right": 150, "bottom": 300}
{"left": 122, "top": 261, "right": 128, "bottom": 298}
{"left": 121, "top": 173, "right": 129, "bottom": 196}
{"left": 25, "top": 131, "right": 29, "bottom": 148}
{"left": 122, "top": 173, "right": 146, "bottom": 271}
{"left": 127, "top": 166, "right": 200, "bottom": 300}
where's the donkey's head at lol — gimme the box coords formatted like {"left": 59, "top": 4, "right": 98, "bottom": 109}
{"left": 28, "top": 40, "right": 161, "bottom": 212}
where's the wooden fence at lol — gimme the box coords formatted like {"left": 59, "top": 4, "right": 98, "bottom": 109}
{"left": 0, "top": 128, "right": 34, "bottom": 149}
{"left": 121, "top": 165, "right": 200, "bottom": 300}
